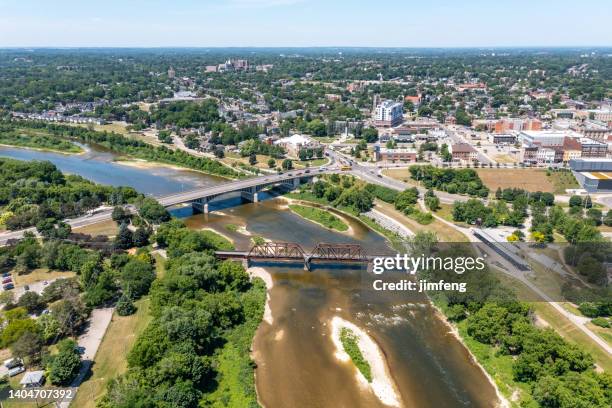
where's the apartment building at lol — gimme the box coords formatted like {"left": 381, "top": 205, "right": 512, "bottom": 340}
{"left": 373, "top": 100, "right": 404, "bottom": 127}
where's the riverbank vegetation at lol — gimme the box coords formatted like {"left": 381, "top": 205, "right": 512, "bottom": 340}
{"left": 340, "top": 327, "right": 372, "bottom": 382}
{"left": 288, "top": 204, "right": 348, "bottom": 232}
{"left": 408, "top": 165, "right": 489, "bottom": 198}
{"left": 0, "top": 158, "right": 139, "bottom": 230}
{"left": 409, "top": 232, "right": 611, "bottom": 407}
{"left": 0, "top": 124, "right": 82, "bottom": 153}
{"left": 100, "top": 220, "right": 265, "bottom": 407}
{"left": 1, "top": 120, "right": 242, "bottom": 179}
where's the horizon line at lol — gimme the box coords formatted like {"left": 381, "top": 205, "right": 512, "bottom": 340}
{"left": 1, "top": 45, "right": 612, "bottom": 50}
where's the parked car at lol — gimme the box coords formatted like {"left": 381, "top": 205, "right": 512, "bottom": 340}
{"left": 8, "top": 366, "right": 25, "bottom": 377}
{"left": 3, "top": 284, "right": 14, "bottom": 290}
{"left": 24, "top": 285, "right": 29, "bottom": 291}
{"left": 1, "top": 277, "right": 12, "bottom": 284}
{"left": 4, "top": 358, "right": 22, "bottom": 369}
{"left": 2, "top": 272, "right": 10, "bottom": 278}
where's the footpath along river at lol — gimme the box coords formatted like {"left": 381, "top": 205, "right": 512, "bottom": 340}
{"left": 0, "top": 144, "right": 500, "bottom": 407}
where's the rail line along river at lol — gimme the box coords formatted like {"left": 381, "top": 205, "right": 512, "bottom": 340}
{"left": 0, "top": 144, "right": 500, "bottom": 408}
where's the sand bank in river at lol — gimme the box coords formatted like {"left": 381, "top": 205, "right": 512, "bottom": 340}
{"left": 330, "top": 316, "right": 401, "bottom": 407}
{"left": 201, "top": 227, "right": 234, "bottom": 244}
{"left": 248, "top": 267, "right": 274, "bottom": 325}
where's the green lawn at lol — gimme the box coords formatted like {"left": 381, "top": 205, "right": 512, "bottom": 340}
{"left": 288, "top": 204, "right": 349, "bottom": 232}
{"left": 70, "top": 298, "right": 153, "bottom": 408}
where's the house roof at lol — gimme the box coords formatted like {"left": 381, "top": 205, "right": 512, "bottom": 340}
{"left": 20, "top": 371, "right": 44, "bottom": 385}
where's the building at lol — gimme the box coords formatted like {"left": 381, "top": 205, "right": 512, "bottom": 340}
{"left": 579, "top": 137, "right": 608, "bottom": 158}
{"left": 450, "top": 143, "right": 477, "bottom": 162}
{"left": 404, "top": 95, "right": 421, "bottom": 106}
{"left": 519, "top": 130, "right": 572, "bottom": 148}
{"left": 374, "top": 146, "right": 417, "bottom": 163}
{"left": 204, "top": 65, "right": 217, "bottom": 73}
{"left": 455, "top": 83, "right": 487, "bottom": 92}
{"left": 374, "top": 100, "right": 404, "bottom": 127}
{"left": 562, "top": 137, "right": 582, "bottom": 163}
{"left": 535, "top": 147, "right": 557, "bottom": 164}
{"left": 20, "top": 371, "right": 45, "bottom": 388}
{"left": 582, "top": 120, "right": 610, "bottom": 142}
{"left": 273, "top": 134, "right": 320, "bottom": 157}
{"left": 570, "top": 158, "right": 612, "bottom": 192}
{"left": 168, "top": 67, "right": 175, "bottom": 79}
{"left": 255, "top": 64, "right": 274, "bottom": 72}
{"left": 325, "top": 94, "right": 341, "bottom": 102}
{"left": 494, "top": 118, "right": 542, "bottom": 133}
{"left": 489, "top": 134, "right": 516, "bottom": 145}
{"left": 592, "top": 109, "right": 612, "bottom": 123}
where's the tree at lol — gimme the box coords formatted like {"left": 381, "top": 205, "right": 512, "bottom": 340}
{"left": 112, "top": 206, "right": 130, "bottom": 224}
{"left": 281, "top": 159, "right": 293, "bottom": 170}
{"left": 47, "top": 339, "right": 82, "bottom": 386}
{"left": 248, "top": 153, "right": 257, "bottom": 165}
{"left": 267, "top": 158, "right": 276, "bottom": 168}
{"left": 116, "top": 291, "right": 136, "bottom": 316}
{"left": 361, "top": 127, "right": 378, "bottom": 143}
{"left": 569, "top": 195, "right": 583, "bottom": 208}
{"left": 425, "top": 191, "right": 440, "bottom": 211}
{"left": 50, "top": 299, "right": 88, "bottom": 337}
{"left": 114, "top": 223, "right": 134, "bottom": 250}
{"left": 604, "top": 210, "right": 612, "bottom": 227}
{"left": 133, "top": 227, "right": 151, "bottom": 248}
{"left": 138, "top": 198, "right": 170, "bottom": 224}
{"left": 37, "top": 313, "right": 61, "bottom": 342}
{"left": 11, "top": 330, "right": 43, "bottom": 367}
{"left": 120, "top": 258, "right": 155, "bottom": 298}
{"left": 17, "top": 292, "right": 45, "bottom": 314}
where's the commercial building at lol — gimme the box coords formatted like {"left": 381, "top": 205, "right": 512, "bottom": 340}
{"left": 273, "top": 134, "right": 321, "bottom": 158}
{"left": 450, "top": 143, "right": 477, "bottom": 162}
{"left": 489, "top": 134, "right": 516, "bottom": 145}
{"left": 373, "top": 100, "right": 404, "bottom": 127}
{"left": 519, "top": 130, "right": 570, "bottom": 148}
{"left": 562, "top": 137, "right": 582, "bottom": 163}
{"left": 579, "top": 137, "right": 608, "bottom": 158}
{"left": 570, "top": 158, "right": 612, "bottom": 192}
{"left": 374, "top": 146, "right": 417, "bottom": 163}
{"left": 494, "top": 118, "right": 542, "bottom": 133}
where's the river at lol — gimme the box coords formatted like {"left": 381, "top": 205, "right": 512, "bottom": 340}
{"left": 0, "top": 144, "right": 500, "bottom": 407}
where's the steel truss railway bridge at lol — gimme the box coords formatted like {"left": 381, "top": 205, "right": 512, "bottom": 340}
{"left": 215, "top": 242, "right": 374, "bottom": 270}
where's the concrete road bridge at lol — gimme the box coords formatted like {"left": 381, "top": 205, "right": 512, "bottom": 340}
{"left": 158, "top": 168, "right": 330, "bottom": 213}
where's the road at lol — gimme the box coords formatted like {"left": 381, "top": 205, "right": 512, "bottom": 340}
{"left": 0, "top": 208, "right": 116, "bottom": 246}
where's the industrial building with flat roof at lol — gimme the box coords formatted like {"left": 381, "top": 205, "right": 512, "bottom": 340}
{"left": 569, "top": 158, "right": 612, "bottom": 192}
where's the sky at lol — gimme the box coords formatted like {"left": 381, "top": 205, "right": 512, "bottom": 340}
{"left": 0, "top": 0, "right": 611, "bottom": 48}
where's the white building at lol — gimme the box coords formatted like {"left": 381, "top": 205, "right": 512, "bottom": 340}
{"left": 536, "top": 148, "right": 557, "bottom": 164}
{"left": 273, "top": 134, "right": 321, "bottom": 157}
{"left": 374, "top": 100, "right": 403, "bottom": 127}
{"left": 519, "top": 130, "right": 580, "bottom": 148}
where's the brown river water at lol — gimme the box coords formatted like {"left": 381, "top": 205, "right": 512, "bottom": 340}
{"left": 185, "top": 198, "right": 500, "bottom": 408}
